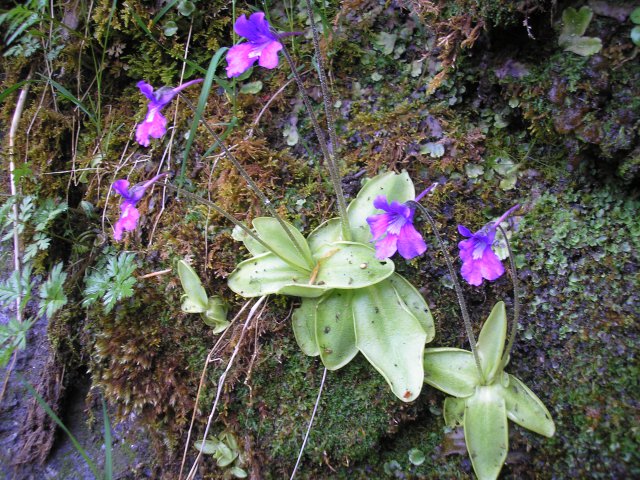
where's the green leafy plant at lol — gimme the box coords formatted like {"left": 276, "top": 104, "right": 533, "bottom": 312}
{"left": 229, "top": 172, "right": 434, "bottom": 401}
{"left": 558, "top": 6, "right": 602, "bottom": 56}
{"left": 177, "top": 260, "right": 229, "bottom": 333}
{"left": 0, "top": 195, "right": 67, "bottom": 263}
{"left": 423, "top": 304, "right": 555, "bottom": 480}
{"left": 0, "top": 0, "right": 46, "bottom": 57}
{"left": 0, "top": 317, "right": 34, "bottom": 366}
{"left": 195, "top": 431, "right": 247, "bottom": 478}
{"left": 38, "top": 262, "right": 68, "bottom": 318}
{"left": 82, "top": 252, "right": 137, "bottom": 313}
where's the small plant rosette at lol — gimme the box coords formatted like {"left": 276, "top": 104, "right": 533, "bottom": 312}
{"left": 228, "top": 171, "right": 435, "bottom": 401}
{"left": 424, "top": 302, "right": 555, "bottom": 480}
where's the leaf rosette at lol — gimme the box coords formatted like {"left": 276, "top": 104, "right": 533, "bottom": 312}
{"left": 424, "top": 302, "right": 555, "bottom": 480}
{"left": 228, "top": 172, "right": 435, "bottom": 401}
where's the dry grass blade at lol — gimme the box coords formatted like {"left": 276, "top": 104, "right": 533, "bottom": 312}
{"left": 184, "top": 295, "right": 267, "bottom": 480}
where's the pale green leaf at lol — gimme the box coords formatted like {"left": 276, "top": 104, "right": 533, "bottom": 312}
{"left": 346, "top": 171, "right": 415, "bottom": 244}
{"left": 229, "top": 242, "right": 394, "bottom": 298}
{"left": 561, "top": 6, "right": 593, "bottom": 39}
{"left": 231, "top": 225, "right": 268, "bottom": 257}
{"left": 464, "top": 385, "right": 509, "bottom": 480}
{"left": 203, "top": 296, "right": 229, "bottom": 333}
{"left": 292, "top": 298, "right": 320, "bottom": 356}
{"left": 387, "top": 273, "right": 435, "bottom": 340}
{"left": 283, "top": 123, "right": 299, "bottom": 146}
{"left": 204, "top": 296, "right": 227, "bottom": 320}
{"left": 632, "top": 26, "right": 640, "bottom": 46}
{"left": 252, "top": 217, "right": 314, "bottom": 271}
{"left": 423, "top": 348, "right": 480, "bottom": 397}
{"left": 563, "top": 36, "right": 602, "bottom": 56}
{"left": 309, "top": 242, "right": 394, "bottom": 290}
{"left": 163, "top": 20, "right": 178, "bottom": 36}
{"left": 215, "top": 442, "right": 237, "bottom": 467}
{"left": 631, "top": 7, "right": 640, "bottom": 24}
{"left": 177, "top": 0, "right": 195, "bottom": 16}
{"left": 374, "top": 32, "right": 397, "bottom": 55}
{"left": 230, "top": 467, "right": 248, "bottom": 478}
{"left": 420, "top": 142, "right": 445, "bottom": 158}
{"left": 307, "top": 218, "right": 341, "bottom": 254}
{"left": 316, "top": 290, "right": 358, "bottom": 370}
{"left": 408, "top": 448, "right": 425, "bottom": 466}
{"left": 499, "top": 172, "right": 518, "bottom": 190}
{"left": 476, "top": 302, "right": 507, "bottom": 382}
{"left": 177, "top": 260, "right": 208, "bottom": 310}
{"left": 227, "top": 252, "right": 314, "bottom": 298}
{"left": 443, "top": 396, "right": 465, "bottom": 427}
{"left": 181, "top": 295, "right": 205, "bottom": 313}
{"left": 503, "top": 374, "right": 555, "bottom": 437}
{"left": 194, "top": 439, "right": 218, "bottom": 455}
{"left": 240, "top": 80, "right": 263, "bottom": 94}
{"left": 353, "top": 283, "right": 426, "bottom": 402}
{"left": 465, "top": 163, "right": 484, "bottom": 179}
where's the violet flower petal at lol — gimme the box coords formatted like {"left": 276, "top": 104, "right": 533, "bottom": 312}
{"left": 137, "top": 81, "right": 156, "bottom": 101}
{"left": 460, "top": 248, "right": 504, "bottom": 286}
{"left": 367, "top": 212, "right": 394, "bottom": 241}
{"left": 457, "top": 224, "right": 473, "bottom": 237}
{"left": 112, "top": 173, "right": 167, "bottom": 241}
{"left": 396, "top": 223, "right": 427, "bottom": 259}
{"left": 226, "top": 12, "right": 283, "bottom": 78}
{"left": 374, "top": 233, "right": 399, "bottom": 260}
{"left": 366, "top": 192, "right": 428, "bottom": 260}
{"left": 114, "top": 203, "right": 140, "bottom": 241}
{"left": 457, "top": 205, "right": 518, "bottom": 285}
{"left": 112, "top": 179, "right": 131, "bottom": 198}
{"left": 235, "top": 12, "right": 274, "bottom": 41}
{"left": 136, "top": 108, "right": 168, "bottom": 147}
{"left": 226, "top": 43, "right": 259, "bottom": 78}
{"left": 135, "top": 79, "right": 202, "bottom": 147}
{"left": 258, "top": 41, "right": 283, "bottom": 69}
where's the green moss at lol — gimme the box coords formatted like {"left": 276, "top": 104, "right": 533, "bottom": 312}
{"left": 229, "top": 331, "right": 424, "bottom": 477}
{"left": 509, "top": 183, "right": 640, "bottom": 478}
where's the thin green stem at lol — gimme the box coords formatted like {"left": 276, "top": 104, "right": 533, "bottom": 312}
{"left": 280, "top": 45, "right": 351, "bottom": 240}
{"left": 178, "top": 94, "right": 309, "bottom": 259}
{"left": 408, "top": 201, "right": 484, "bottom": 381}
{"left": 299, "top": 0, "right": 350, "bottom": 239}
{"left": 496, "top": 225, "right": 520, "bottom": 373}
{"left": 303, "top": 0, "right": 338, "bottom": 157}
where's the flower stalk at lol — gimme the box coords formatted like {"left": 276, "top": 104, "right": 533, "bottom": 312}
{"left": 496, "top": 224, "right": 520, "bottom": 373}
{"left": 280, "top": 45, "right": 352, "bottom": 241}
{"left": 408, "top": 201, "right": 484, "bottom": 381}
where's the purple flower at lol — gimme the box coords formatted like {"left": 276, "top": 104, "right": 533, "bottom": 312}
{"left": 112, "top": 173, "right": 167, "bottom": 241}
{"left": 226, "top": 12, "right": 283, "bottom": 78}
{"left": 366, "top": 184, "right": 437, "bottom": 260}
{"left": 457, "top": 205, "right": 520, "bottom": 286}
{"left": 136, "top": 79, "right": 203, "bottom": 147}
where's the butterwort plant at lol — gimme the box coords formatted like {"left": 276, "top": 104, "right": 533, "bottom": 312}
{"left": 407, "top": 200, "right": 555, "bottom": 480}
{"left": 366, "top": 184, "right": 437, "bottom": 260}
{"left": 228, "top": 171, "right": 437, "bottom": 402}
{"left": 423, "top": 301, "right": 555, "bottom": 480}
{"left": 226, "top": 12, "right": 285, "bottom": 78}
{"left": 135, "top": 79, "right": 203, "bottom": 147}
{"left": 220, "top": 5, "right": 435, "bottom": 402}
{"left": 112, "top": 173, "right": 167, "bottom": 241}
{"left": 458, "top": 205, "right": 520, "bottom": 286}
